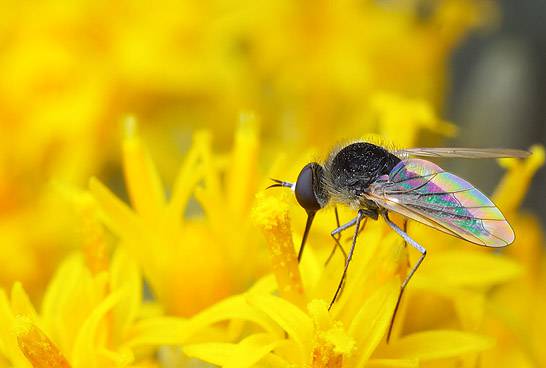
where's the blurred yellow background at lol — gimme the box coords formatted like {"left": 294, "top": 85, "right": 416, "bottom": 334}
{"left": 0, "top": 0, "right": 479, "bottom": 293}
{"left": 0, "top": 1, "right": 544, "bottom": 367}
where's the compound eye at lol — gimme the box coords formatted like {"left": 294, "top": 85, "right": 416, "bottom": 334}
{"left": 295, "top": 163, "right": 322, "bottom": 212}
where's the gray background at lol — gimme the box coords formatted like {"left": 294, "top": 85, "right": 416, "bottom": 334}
{"left": 447, "top": 0, "right": 545, "bottom": 227}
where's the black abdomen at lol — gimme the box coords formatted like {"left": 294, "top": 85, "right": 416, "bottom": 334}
{"left": 329, "top": 142, "right": 400, "bottom": 195}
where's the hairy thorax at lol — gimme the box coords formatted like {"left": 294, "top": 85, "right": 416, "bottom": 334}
{"left": 322, "top": 142, "right": 400, "bottom": 211}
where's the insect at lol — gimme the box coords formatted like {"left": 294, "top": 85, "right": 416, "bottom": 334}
{"left": 268, "top": 142, "right": 529, "bottom": 335}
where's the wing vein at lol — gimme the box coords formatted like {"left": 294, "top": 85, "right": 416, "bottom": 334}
{"left": 390, "top": 172, "right": 441, "bottom": 185}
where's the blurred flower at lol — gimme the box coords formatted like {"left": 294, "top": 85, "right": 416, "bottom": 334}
{"left": 0, "top": 0, "right": 543, "bottom": 367}
{"left": 0, "top": 0, "right": 495, "bottom": 300}
{"left": 0, "top": 192, "right": 188, "bottom": 368}
{"left": 480, "top": 145, "right": 545, "bottom": 368}
{"left": 90, "top": 116, "right": 269, "bottom": 317}
{"left": 368, "top": 92, "right": 458, "bottom": 148}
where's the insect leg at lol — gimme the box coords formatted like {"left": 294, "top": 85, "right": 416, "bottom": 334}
{"left": 388, "top": 218, "right": 410, "bottom": 340}
{"left": 358, "top": 216, "right": 369, "bottom": 235}
{"left": 382, "top": 212, "right": 427, "bottom": 342}
{"left": 325, "top": 207, "right": 349, "bottom": 266}
{"left": 326, "top": 216, "right": 370, "bottom": 267}
{"left": 402, "top": 219, "right": 410, "bottom": 268}
{"left": 329, "top": 210, "right": 365, "bottom": 310}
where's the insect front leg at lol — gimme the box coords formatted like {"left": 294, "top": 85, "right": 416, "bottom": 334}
{"left": 325, "top": 207, "right": 370, "bottom": 266}
{"left": 329, "top": 209, "right": 366, "bottom": 310}
{"left": 382, "top": 212, "right": 427, "bottom": 342}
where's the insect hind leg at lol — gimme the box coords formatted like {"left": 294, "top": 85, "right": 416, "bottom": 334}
{"left": 382, "top": 212, "right": 427, "bottom": 342}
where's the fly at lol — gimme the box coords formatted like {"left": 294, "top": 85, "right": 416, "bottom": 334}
{"left": 268, "top": 142, "right": 530, "bottom": 339}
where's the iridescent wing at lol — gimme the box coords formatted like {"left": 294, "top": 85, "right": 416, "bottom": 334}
{"left": 366, "top": 159, "right": 514, "bottom": 247}
{"left": 394, "top": 147, "right": 530, "bottom": 159}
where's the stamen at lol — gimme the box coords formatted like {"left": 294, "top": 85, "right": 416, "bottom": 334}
{"left": 252, "top": 193, "right": 305, "bottom": 308}
{"left": 16, "top": 316, "right": 71, "bottom": 368}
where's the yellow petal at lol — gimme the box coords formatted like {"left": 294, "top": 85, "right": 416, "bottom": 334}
{"left": 184, "top": 333, "right": 278, "bottom": 368}
{"left": 191, "top": 293, "right": 283, "bottom": 339}
{"left": 494, "top": 145, "right": 544, "bottom": 213}
{"left": 418, "top": 250, "right": 522, "bottom": 289}
{"left": 195, "top": 131, "right": 221, "bottom": 199}
{"left": 258, "top": 353, "right": 292, "bottom": 368}
{"left": 55, "top": 186, "right": 109, "bottom": 275}
{"left": 77, "top": 193, "right": 109, "bottom": 275}
{"left": 226, "top": 113, "right": 260, "bottom": 219}
{"left": 366, "top": 359, "right": 418, "bottom": 368}
{"left": 89, "top": 177, "right": 139, "bottom": 238}
{"left": 247, "top": 293, "right": 314, "bottom": 364}
{"left": 40, "top": 255, "right": 102, "bottom": 354}
{"left": 452, "top": 290, "right": 486, "bottom": 330}
{"left": 482, "top": 342, "right": 536, "bottom": 368}
{"left": 330, "top": 229, "right": 402, "bottom": 321}
{"left": 370, "top": 93, "right": 457, "bottom": 148}
{"left": 167, "top": 134, "right": 205, "bottom": 223}
{"left": 72, "top": 291, "right": 124, "bottom": 368}
{"left": 192, "top": 132, "right": 224, "bottom": 231}
{"left": 248, "top": 274, "right": 278, "bottom": 295}
{"left": 110, "top": 249, "right": 142, "bottom": 344}
{"left": 348, "top": 280, "right": 399, "bottom": 367}
{"left": 122, "top": 118, "right": 166, "bottom": 219}
{"left": 15, "top": 316, "right": 71, "bottom": 368}
{"left": 297, "top": 240, "right": 323, "bottom": 294}
{"left": 378, "top": 330, "right": 494, "bottom": 361}
{"left": 0, "top": 290, "right": 31, "bottom": 368}
{"left": 124, "top": 317, "right": 189, "bottom": 347}
{"left": 126, "top": 292, "right": 283, "bottom": 347}
{"left": 182, "top": 342, "right": 236, "bottom": 366}
{"left": 10, "top": 282, "right": 38, "bottom": 320}
{"left": 96, "top": 347, "right": 133, "bottom": 367}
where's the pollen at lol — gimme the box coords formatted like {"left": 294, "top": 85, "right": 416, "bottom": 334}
{"left": 309, "top": 300, "right": 356, "bottom": 357}
{"left": 252, "top": 193, "right": 305, "bottom": 308}
{"left": 15, "top": 316, "right": 71, "bottom": 368}
{"left": 252, "top": 192, "right": 290, "bottom": 231}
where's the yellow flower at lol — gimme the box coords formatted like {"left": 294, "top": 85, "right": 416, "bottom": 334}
{"left": 0, "top": 0, "right": 492, "bottom": 300}
{"left": 90, "top": 117, "right": 269, "bottom": 317}
{"left": 0, "top": 192, "right": 187, "bottom": 368}
{"left": 367, "top": 92, "right": 458, "bottom": 148}
{"left": 1, "top": 1, "right": 543, "bottom": 367}
{"left": 97, "top": 105, "right": 538, "bottom": 368}
{"left": 175, "top": 194, "right": 495, "bottom": 367}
